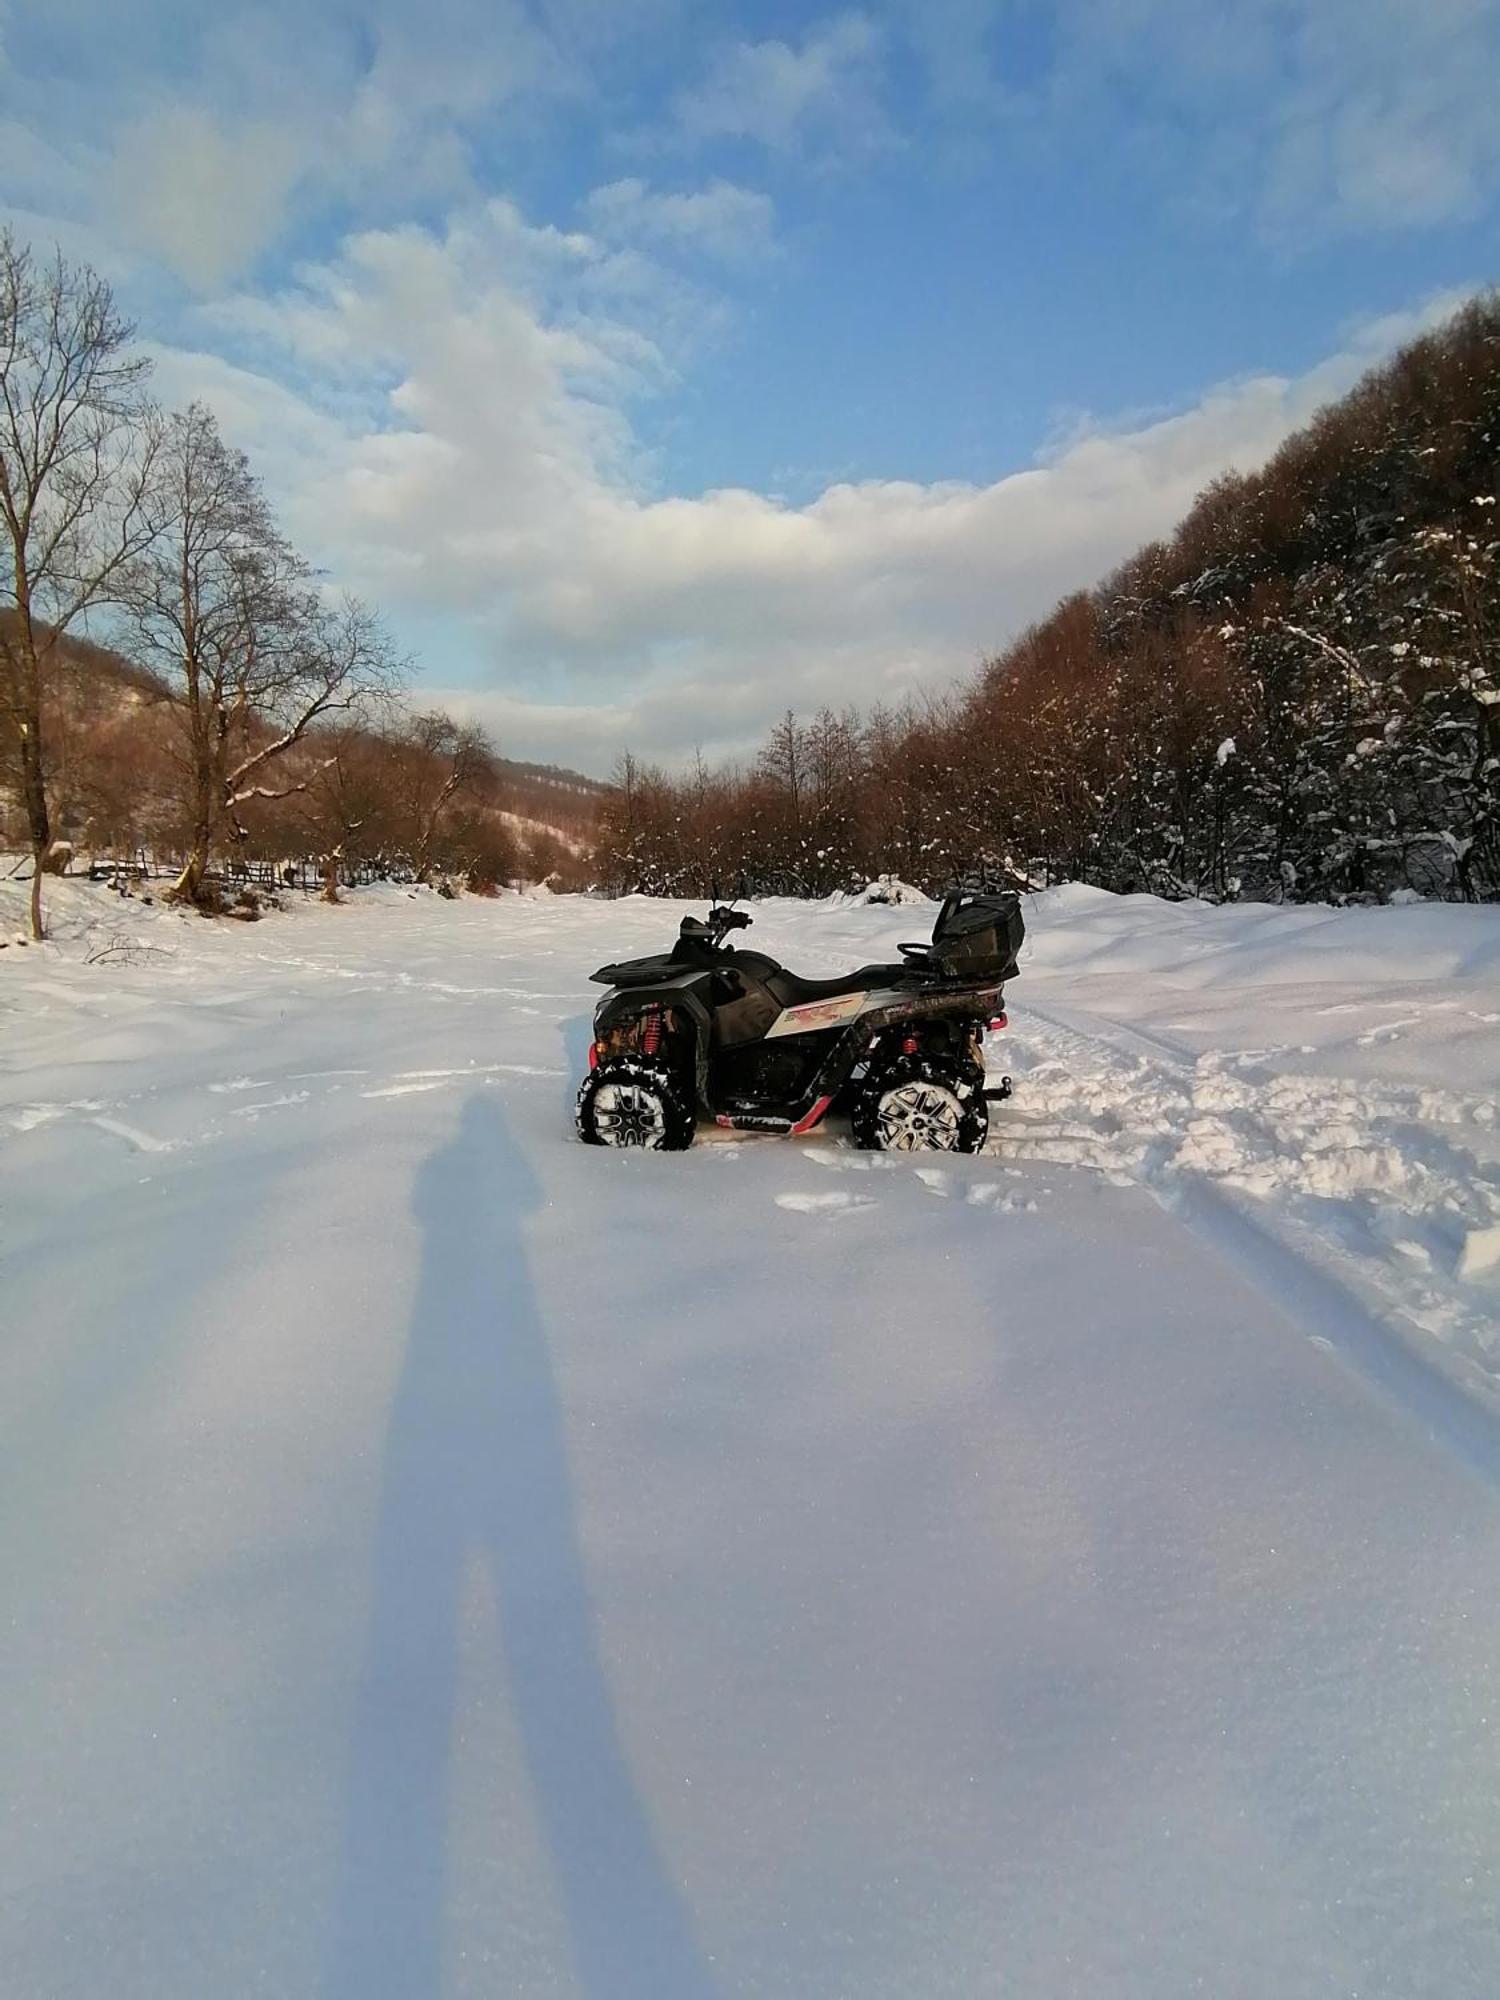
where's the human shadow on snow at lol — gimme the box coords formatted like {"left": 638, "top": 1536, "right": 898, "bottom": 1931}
{"left": 324, "top": 1092, "right": 714, "bottom": 1999}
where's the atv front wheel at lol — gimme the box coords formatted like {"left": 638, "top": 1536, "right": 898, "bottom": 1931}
{"left": 851, "top": 1054, "right": 988, "bottom": 1154}
{"left": 576, "top": 1055, "right": 696, "bottom": 1151}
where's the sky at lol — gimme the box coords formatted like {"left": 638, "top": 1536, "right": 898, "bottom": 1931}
{"left": 2, "top": 0, "right": 1498, "bottom": 773}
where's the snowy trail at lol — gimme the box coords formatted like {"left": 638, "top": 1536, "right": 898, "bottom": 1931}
{"left": 5, "top": 883, "right": 1500, "bottom": 1997}
{"left": 1005, "top": 995, "right": 1500, "bottom": 1413}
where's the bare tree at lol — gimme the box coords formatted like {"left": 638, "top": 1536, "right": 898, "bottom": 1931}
{"left": 228, "top": 592, "right": 405, "bottom": 845}
{"left": 0, "top": 233, "right": 162, "bottom": 935}
{"left": 294, "top": 723, "right": 396, "bottom": 901}
{"left": 757, "top": 709, "right": 806, "bottom": 881}
{"left": 394, "top": 710, "right": 494, "bottom": 881}
{"left": 122, "top": 404, "right": 403, "bottom": 906}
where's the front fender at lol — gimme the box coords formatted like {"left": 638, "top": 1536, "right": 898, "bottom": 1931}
{"left": 591, "top": 972, "right": 717, "bottom": 1112}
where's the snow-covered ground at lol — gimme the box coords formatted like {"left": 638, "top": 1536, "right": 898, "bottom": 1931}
{"left": 4, "top": 878, "right": 1500, "bottom": 1998}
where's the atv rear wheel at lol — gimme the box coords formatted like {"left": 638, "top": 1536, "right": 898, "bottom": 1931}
{"left": 851, "top": 1053, "right": 988, "bottom": 1154}
{"left": 576, "top": 1054, "right": 696, "bottom": 1151}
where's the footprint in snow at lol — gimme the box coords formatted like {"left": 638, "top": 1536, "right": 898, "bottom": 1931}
{"left": 1391, "top": 1238, "right": 1433, "bottom": 1268}
{"left": 775, "top": 1190, "right": 876, "bottom": 1216}
{"left": 966, "top": 1183, "right": 1040, "bottom": 1212}
{"left": 89, "top": 1115, "right": 173, "bottom": 1154}
{"left": 9, "top": 1104, "right": 71, "bottom": 1133}
{"left": 802, "top": 1145, "right": 894, "bottom": 1173}
{"left": 1357, "top": 1017, "right": 1421, "bottom": 1045}
{"left": 229, "top": 1091, "right": 311, "bottom": 1117}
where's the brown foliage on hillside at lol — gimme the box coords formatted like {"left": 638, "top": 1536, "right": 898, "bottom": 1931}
{"left": 0, "top": 625, "right": 603, "bottom": 892}
{"left": 598, "top": 296, "right": 1500, "bottom": 904}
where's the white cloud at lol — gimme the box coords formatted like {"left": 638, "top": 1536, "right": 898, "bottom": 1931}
{"left": 109, "top": 107, "right": 306, "bottom": 290}
{"left": 148, "top": 209, "right": 1471, "bottom": 770}
{"left": 674, "top": 12, "right": 893, "bottom": 159}
{"left": 1259, "top": 0, "right": 1500, "bottom": 234}
{"left": 583, "top": 178, "right": 777, "bottom": 264}
{"left": 8, "top": 0, "right": 1496, "bottom": 308}
{"left": 900, "top": 0, "right": 1500, "bottom": 240}
{"left": 2, "top": 0, "right": 629, "bottom": 290}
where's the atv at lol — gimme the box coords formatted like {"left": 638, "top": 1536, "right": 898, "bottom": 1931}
{"left": 575, "top": 891, "right": 1023, "bottom": 1152}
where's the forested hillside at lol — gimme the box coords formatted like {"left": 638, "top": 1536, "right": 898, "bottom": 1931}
{"left": 598, "top": 297, "right": 1500, "bottom": 904}
{"left": 0, "top": 626, "right": 603, "bottom": 892}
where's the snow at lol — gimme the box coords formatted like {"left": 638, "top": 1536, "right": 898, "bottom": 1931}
{"left": 1459, "top": 1224, "right": 1500, "bottom": 1281}
{"left": 5, "top": 877, "right": 1500, "bottom": 1997}
{"left": 853, "top": 874, "right": 927, "bottom": 904}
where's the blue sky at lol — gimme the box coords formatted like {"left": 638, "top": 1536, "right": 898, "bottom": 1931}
{"left": 2, "top": 0, "right": 1497, "bottom": 769}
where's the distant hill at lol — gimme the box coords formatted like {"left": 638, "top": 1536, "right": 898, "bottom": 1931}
{"left": 490, "top": 756, "right": 609, "bottom": 844}
{"left": 1, "top": 620, "right": 603, "bottom": 882}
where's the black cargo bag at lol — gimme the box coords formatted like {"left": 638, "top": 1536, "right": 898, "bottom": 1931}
{"left": 930, "top": 891, "right": 1024, "bottom": 980}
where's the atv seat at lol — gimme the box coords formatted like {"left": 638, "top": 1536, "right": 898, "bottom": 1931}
{"left": 767, "top": 963, "right": 911, "bottom": 1006}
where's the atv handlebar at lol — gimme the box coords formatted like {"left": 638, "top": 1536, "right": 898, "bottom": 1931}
{"left": 677, "top": 906, "right": 752, "bottom": 951}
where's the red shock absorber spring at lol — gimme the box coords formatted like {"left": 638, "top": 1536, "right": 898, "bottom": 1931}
{"left": 641, "top": 1009, "right": 662, "bottom": 1057}
{"left": 902, "top": 1033, "right": 919, "bottom": 1056}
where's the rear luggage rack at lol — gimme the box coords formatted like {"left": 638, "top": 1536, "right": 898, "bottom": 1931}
{"left": 929, "top": 890, "right": 1024, "bottom": 983}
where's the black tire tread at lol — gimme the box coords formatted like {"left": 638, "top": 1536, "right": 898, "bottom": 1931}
{"left": 850, "top": 1052, "right": 989, "bottom": 1154}
{"left": 576, "top": 1053, "right": 697, "bottom": 1151}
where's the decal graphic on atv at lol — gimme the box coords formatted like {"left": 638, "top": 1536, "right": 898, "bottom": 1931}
{"left": 764, "top": 991, "right": 868, "bottom": 1037}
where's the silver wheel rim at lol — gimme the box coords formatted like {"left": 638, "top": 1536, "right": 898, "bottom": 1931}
{"left": 592, "top": 1080, "right": 668, "bottom": 1148}
{"left": 876, "top": 1080, "right": 964, "bottom": 1151}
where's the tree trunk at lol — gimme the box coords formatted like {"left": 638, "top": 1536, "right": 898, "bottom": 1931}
{"left": 20, "top": 727, "right": 50, "bottom": 941}
{"left": 168, "top": 724, "right": 223, "bottom": 907}
{"left": 169, "top": 802, "right": 215, "bottom": 908}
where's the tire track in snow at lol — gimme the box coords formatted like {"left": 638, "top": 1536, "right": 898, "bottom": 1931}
{"left": 1169, "top": 1178, "right": 1500, "bottom": 1492}
{"left": 999, "top": 997, "right": 1500, "bottom": 1467}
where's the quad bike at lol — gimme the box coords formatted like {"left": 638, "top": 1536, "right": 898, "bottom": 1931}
{"left": 575, "top": 892, "right": 1023, "bottom": 1153}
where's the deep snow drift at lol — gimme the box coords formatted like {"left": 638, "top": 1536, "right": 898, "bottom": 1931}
{"left": 4, "top": 879, "right": 1500, "bottom": 1998}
